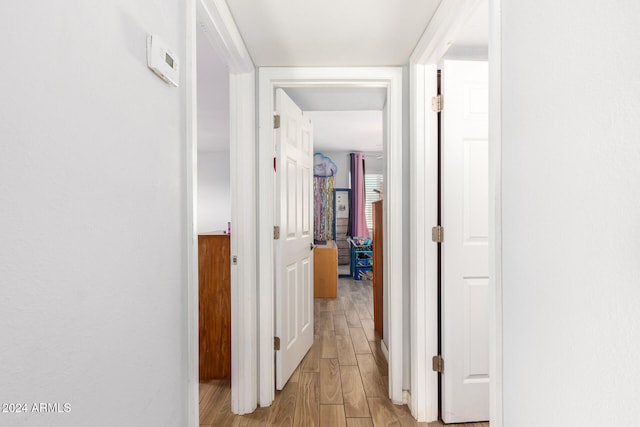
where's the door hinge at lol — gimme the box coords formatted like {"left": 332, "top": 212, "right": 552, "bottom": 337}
{"left": 274, "top": 336, "right": 281, "bottom": 351}
{"left": 273, "top": 225, "right": 280, "bottom": 240}
{"left": 274, "top": 114, "right": 281, "bottom": 129}
{"left": 432, "top": 355, "right": 444, "bottom": 373}
{"left": 432, "top": 225, "right": 444, "bottom": 243}
{"left": 432, "top": 94, "right": 443, "bottom": 113}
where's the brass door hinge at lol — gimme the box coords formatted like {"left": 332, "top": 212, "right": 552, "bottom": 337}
{"left": 432, "top": 225, "right": 444, "bottom": 243}
{"left": 273, "top": 226, "right": 280, "bottom": 240}
{"left": 432, "top": 355, "right": 444, "bottom": 373}
{"left": 432, "top": 95, "right": 443, "bottom": 113}
{"left": 274, "top": 114, "right": 281, "bottom": 129}
{"left": 274, "top": 337, "right": 281, "bottom": 351}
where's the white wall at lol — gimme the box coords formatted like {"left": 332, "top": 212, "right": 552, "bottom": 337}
{"left": 0, "top": 2, "right": 187, "bottom": 425}
{"left": 319, "top": 151, "right": 383, "bottom": 189}
{"left": 365, "top": 152, "right": 384, "bottom": 175}
{"left": 501, "top": 1, "right": 640, "bottom": 424}
{"left": 318, "top": 151, "right": 350, "bottom": 188}
{"left": 198, "top": 150, "right": 231, "bottom": 233}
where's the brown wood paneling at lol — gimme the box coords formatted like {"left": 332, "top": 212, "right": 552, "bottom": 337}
{"left": 198, "top": 234, "right": 231, "bottom": 381}
{"left": 372, "top": 200, "right": 384, "bottom": 337}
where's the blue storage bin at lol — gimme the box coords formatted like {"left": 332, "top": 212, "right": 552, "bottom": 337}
{"left": 355, "top": 266, "right": 373, "bottom": 281}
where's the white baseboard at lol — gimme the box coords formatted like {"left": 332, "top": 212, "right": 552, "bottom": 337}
{"left": 404, "top": 390, "right": 411, "bottom": 407}
{"left": 379, "top": 341, "right": 411, "bottom": 408}
{"left": 380, "top": 340, "right": 389, "bottom": 362}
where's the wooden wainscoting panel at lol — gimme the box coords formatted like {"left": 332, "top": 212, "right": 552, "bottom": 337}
{"left": 198, "top": 234, "right": 231, "bottom": 381}
{"left": 372, "top": 200, "right": 384, "bottom": 337}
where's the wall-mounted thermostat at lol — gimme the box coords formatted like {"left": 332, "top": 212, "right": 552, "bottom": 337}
{"left": 146, "top": 34, "right": 179, "bottom": 87}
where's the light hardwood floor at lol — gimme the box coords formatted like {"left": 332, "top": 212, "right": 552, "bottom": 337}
{"left": 200, "top": 278, "right": 489, "bottom": 427}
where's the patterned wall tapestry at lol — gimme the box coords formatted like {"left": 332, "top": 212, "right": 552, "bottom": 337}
{"left": 314, "top": 176, "right": 335, "bottom": 242}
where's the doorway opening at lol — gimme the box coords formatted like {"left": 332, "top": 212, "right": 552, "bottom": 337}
{"left": 257, "top": 67, "right": 405, "bottom": 407}
{"left": 198, "top": 277, "right": 394, "bottom": 425}
{"left": 187, "top": 0, "right": 257, "bottom": 421}
{"left": 196, "top": 14, "right": 232, "bottom": 382}
{"left": 408, "top": 0, "right": 496, "bottom": 423}
{"left": 195, "top": 18, "right": 233, "bottom": 420}
{"left": 280, "top": 85, "right": 388, "bottom": 384}
{"left": 187, "top": 0, "right": 504, "bottom": 424}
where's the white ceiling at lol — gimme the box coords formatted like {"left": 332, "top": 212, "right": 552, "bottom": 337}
{"left": 283, "top": 86, "right": 386, "bottom": 153}
{"left": 285, "top": 87, "right": 387, "bottom": 111}
{"left": 305, "top": 111, "right": 383, "bottom": 152}
{"left": 196, "top": 0, "right": 488, "bottom": 154}
{"left": 226, "top": 0, "right": 442, "bottom": 66}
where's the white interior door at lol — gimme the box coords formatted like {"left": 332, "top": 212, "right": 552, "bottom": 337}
{"left": 441, "top": 60, "right": 489, "bottom": 423}
{"left": 274, "top": 88, "right": 314, "bottom": 390}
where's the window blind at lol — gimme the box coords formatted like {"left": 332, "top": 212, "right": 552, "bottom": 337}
{"left": 364, "top": 173, "right": 383, "bottom": 231}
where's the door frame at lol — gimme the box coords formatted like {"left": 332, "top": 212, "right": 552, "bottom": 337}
{"left": 257, "top": 67, "right": 405, "bottom": 406}
{"left": 187, "top": 0, "right": 504, "bottom": 423}
{"left": 186, "top": 0, "right": 257, "bottom": 424}
{"left": 408, "top": 0, "right": 503, "bottom": 424}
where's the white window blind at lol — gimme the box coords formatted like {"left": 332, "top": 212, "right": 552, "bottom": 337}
{"left": 364, "top": 173, "right": 383, "bottom": 231}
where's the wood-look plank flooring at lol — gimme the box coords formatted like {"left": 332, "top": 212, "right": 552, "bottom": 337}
{"left": 200, "top": 277, "right": 489, "bottom": 427}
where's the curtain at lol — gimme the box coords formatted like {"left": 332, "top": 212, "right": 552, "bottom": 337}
{"left": 348, "top": 152, "right": 369, "bottom": 237}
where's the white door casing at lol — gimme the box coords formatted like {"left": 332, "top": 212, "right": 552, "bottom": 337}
{"left": 189, "top": 0, "right": 257, "bottom": 421}
{"left": 441, "top": 59, "right": 490, "bottom": 423}
{"left": 274, "top": 88, "right": 315, "bottom": 389}
{"left": 258, "top": 67, "right": 403, "bottom": 406}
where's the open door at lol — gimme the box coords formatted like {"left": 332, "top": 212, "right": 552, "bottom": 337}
{"left": 274, "top": 88, "right": 315, "bottom": 389}
{"left": 441, "top": 60, "right": 489, "bottom": 423}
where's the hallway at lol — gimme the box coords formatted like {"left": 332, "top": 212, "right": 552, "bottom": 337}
{"left": 199, "top": 278, "right": 489, "bottom": 426}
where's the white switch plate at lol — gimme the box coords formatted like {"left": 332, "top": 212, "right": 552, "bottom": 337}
{"left": 146, "top": 34, "right": 179, "bottom": 87}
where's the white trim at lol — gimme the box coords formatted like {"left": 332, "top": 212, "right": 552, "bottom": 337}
{"left": 409, "top": 63, "right": 439, "bottom": 422}
{"left": 189, "top": 0, "right": 257, "bottom": 422}
{"left": 197, "top": 0, "right": 254, "bottom": 73}
{"left": 257, "top": 67, "right": 404, "bottom": 406}
{"left": 257, "top": 69, "right": 275, "bottom": 406}
{"left": 410, "top": 0, "right": 483, "bottom": 65}
{"left": 403, "top": 390, "right": 412, "bottom": 406}
{"left": 488, "top": 0, "right": 503, "bottom": 425}
{"left": 229, "top": 72, "right": 258, "bottom": 415}
{"left": 185, "top": 2, "right": 198, "bottom": 426}
{"left": 408, "top": 0, "right": 495, "bottom": 422}
{"left": 380, "top": 338, "right": 389, "bottom": 361}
